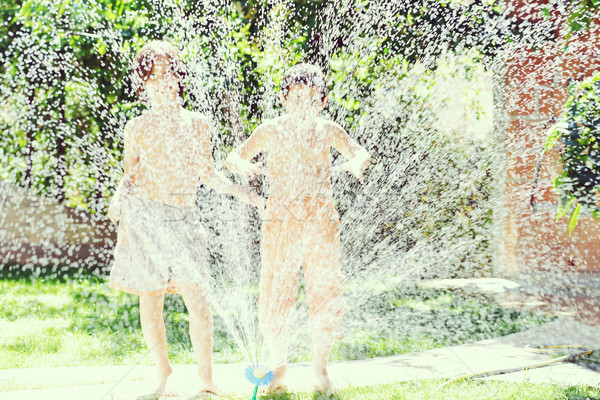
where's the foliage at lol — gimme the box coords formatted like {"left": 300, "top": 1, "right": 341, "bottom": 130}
{"left": 0, "top": 0, "right": 147, "bottom": 211}
{"left": 0, "top": 0, "right": 507, "bottom": 212}
{"left": 329, "top": 58, "right": 494, "bottom": 279}
{"left": 336, "top": 281, "right": 552, "bottom": 360}
{"left": 566, "top": 0, "right": 600, "bottom": 39}
{"left": 0, "top": 0, "right": 503, "bottom": 276}
{"left": 545, "top": 73, "right": 600, "bottom": 234}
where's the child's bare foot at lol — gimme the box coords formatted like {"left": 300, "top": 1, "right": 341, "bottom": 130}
{"left": 197, "top": 383, "right": 226, "bottom": 397}
{"left": 264, "top": 382, "right": 288, "bottom": 394}
{"left": 261, "top": 364, "right": 287, "bottom": 394}
{"left": 314, "top": 367, "right": 332, "bottom": 396}
{"left": 155, "top": 364, "right": 173, "bottom": 397}
{"left": 313, "top": 385, "right": 335, "bottom": 398}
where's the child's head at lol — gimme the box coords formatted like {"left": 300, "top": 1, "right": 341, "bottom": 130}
{"left": 281, "top": 63, "right": 328, "bottom": 101}
{"left": 131, "top": 41, "right": 187, "bottom": 105}
{"left": 280, "top": 63, "right": 328, "bottom": 118}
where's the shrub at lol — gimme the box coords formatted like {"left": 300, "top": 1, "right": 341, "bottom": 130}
{"left": 546, "top": 73, "right": 600, "bottom": 234}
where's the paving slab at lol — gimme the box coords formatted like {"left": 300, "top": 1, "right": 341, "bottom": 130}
{"left": 1, "top": 319, "right": 599, "bottom": 399}
{"left": 417, "top": 278, "right": 521, "bottom": 294}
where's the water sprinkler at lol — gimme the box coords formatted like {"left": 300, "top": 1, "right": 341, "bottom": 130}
{"left": 244, "top": 364, "right": 274, "bottom": 400}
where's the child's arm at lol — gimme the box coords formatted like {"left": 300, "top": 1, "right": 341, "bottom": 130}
{"left": 330, "top": 122, "right": 370, "bottom": 183}
{"left": 195, "top": 117, "right": 264, "bottom": 210}
{"left": 108, "top": 120, "right": 139, "bottom": 221}
{"left": 225, "top": 124, "right": 267, "bottom": 178}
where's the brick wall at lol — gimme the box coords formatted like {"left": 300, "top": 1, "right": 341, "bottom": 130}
{"left": 498, "top": 2, "right": 600, "bottom": 274}
{"left": 0, "top": 181, "right": 116, "bottom": 269}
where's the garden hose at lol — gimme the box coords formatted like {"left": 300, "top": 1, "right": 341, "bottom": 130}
{"left": 440, "top": 344, "right": 594, "bottom": 388}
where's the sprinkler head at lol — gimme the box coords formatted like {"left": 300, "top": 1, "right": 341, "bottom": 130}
{"left": 244, "top": 363, "right": 275, "bottom": 386}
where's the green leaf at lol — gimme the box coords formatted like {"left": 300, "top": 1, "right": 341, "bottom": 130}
{"left": 570, "top": 21, "right": 584, "bottom": 32}
{"left": 58, "top": 0, "right": 69, "bottom": 17}
{"left": 568, "top": 203, "right": 582, "bottom": 235}
{"left": 117, "top": 0, "right": 125, "bottom": 17}
{"left": 545, "top": 125, "right": 562, "bottom": 152}
{"left": 98, "top": 41, "right": 107, "bottom": 56}
{"left": 20, "top": 1, "right": 34, "bottom": 18}
{"left": 557, "top": 196, "right": 575, "bottom": 220}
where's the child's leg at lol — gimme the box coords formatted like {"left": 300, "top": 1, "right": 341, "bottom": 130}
{"left": 180, "top": 287, "right": 219, "bottom": 393}
{"left": 259, "top": 218, "right": 302, "bottom": 389}
{"left": 302, "top": 216, "right": 343, "bottom": 391}
{"left": 139, "top": 294, "right": 172, "bottom": 395}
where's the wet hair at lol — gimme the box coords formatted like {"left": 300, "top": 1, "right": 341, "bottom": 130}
{"left": 280, "top": 63, "right": 328, "bottom": 101}
{"left": 131, "top": 40, "right": 187, "bottom": 100}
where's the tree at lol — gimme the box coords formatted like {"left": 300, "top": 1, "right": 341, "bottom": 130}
{"left": 1, "top": 0, "right": 510, "bottom": 213}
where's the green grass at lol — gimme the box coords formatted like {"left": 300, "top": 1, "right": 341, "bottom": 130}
{"left": 0, "top": 275, "right": 554, "bottom": 369}
{"left": 159, "top": 380, "right": 599, "bottom": 400}
{"left": 329, "top": 280, "right": 554, "bottom": 361}
{"left": 0, "top": 278, "right": 242, "bottom": 367}
{"left": 2, "top": 274, "right": 597, "bottom": 397}
{"left": 571, "top": 348, "right": 600, "bottom": 374}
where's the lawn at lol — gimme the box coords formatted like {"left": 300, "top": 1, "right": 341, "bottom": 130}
{"left": 226, "top": 381, "right": 600, "bottom": 400}
{"left": 4, "top": 271, "right": 598, "bottom": 398}
{"left": 0, "top": 273, "right": 554, "bottom": 369}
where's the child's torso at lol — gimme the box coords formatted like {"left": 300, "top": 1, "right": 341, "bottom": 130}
{"left": 265, "top": 116, "right": 334, "bottom": 200}
{"left": 132, "top": 111, "right": 202, "bottom": 206}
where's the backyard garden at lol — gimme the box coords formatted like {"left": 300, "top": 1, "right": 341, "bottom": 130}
{"left": 1, "top": 0, "right": 600, "bottom": 398}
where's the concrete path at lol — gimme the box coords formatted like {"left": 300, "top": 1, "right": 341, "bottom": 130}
{"left": 1, "top": 319, "right": 599, "bottom": 400}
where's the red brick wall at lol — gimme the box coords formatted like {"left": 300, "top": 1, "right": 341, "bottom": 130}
{"left": 500, "top": 3, "right": 600, "bottom": 274}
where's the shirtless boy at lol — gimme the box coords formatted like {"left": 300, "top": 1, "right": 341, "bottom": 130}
{"left": 107, "top": 41, "right": 262, "bottom": 397}
{"left": 226, "top": 63, "right": 370, "bottom": 394}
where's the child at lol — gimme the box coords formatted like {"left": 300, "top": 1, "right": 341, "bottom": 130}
{"left": 107, "top": 40, "right": 263, "bottom": 397}
{"left": 226, "top": 63, "right": 370, "bottom": 394}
